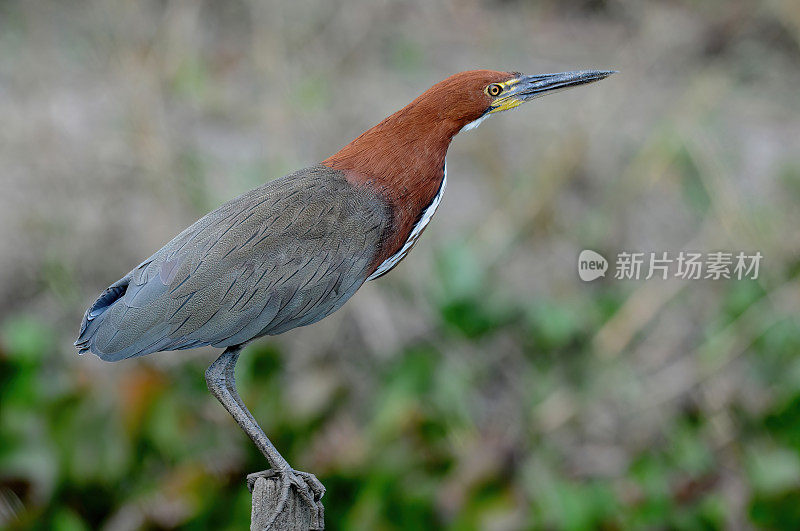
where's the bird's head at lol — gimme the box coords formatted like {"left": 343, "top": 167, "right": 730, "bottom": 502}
{"left": 424, "top": 69, "right": 616, "bottom": 134}
{"left": 324, "top": 68, "right": 615, "bottom": 187}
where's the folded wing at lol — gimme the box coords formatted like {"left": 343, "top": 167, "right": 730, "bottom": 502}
{"left": 76, "top": 165, "right": 389, "bottom": 361}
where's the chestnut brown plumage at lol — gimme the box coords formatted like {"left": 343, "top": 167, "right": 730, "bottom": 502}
{"left": 325, "top": 70, "right": 516, "bottom": 269}
{"left": 76, "top": 68, "right": 614, "bottom": 527}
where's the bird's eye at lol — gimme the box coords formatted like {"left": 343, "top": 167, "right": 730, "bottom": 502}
{"left": 487, "top": 84, "right": 503, "bottom": 97}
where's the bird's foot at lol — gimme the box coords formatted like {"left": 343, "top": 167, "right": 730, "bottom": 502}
{"left": 247, "top": 468, "right": 325, "bottom": 529}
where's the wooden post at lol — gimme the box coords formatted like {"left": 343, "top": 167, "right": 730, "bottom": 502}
{"left": 249, "top": 474, "right": 324, "bottom": 530}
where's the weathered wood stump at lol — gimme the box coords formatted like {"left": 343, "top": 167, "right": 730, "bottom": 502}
{"left": 248, "top": 472, "right": 324, "bottom": 530}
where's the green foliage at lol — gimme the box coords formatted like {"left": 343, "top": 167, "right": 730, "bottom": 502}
{"left": 435, "top": 241, "right": 516, "bottom": 338}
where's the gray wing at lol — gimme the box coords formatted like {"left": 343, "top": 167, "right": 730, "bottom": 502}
{"left": 76, "top": 165, "right": 389, "bottom": 361}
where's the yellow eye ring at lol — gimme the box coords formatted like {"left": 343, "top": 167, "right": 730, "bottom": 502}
{"left": 487, "top": 84, "right": 503, "bottom": 97}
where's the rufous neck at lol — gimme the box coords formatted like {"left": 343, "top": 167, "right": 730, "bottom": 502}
{"left": 322, "top": 102, "right": 461, "bottom": 189}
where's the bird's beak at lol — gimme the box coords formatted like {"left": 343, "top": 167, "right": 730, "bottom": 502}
{"left": 488, "top": 70, "right": 616, "bottom": 114}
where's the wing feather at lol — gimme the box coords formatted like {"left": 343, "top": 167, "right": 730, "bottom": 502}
{"left": 76, "top": 165, "right": 389, "bottom": 361}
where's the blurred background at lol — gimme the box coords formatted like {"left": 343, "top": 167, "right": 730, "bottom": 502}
{"left": 1, "top": 0, "right": 800, "bottom": 529}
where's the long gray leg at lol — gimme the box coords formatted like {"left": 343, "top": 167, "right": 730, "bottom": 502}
{"left": 205, "top": 346, "right": 324, "bottom": 528}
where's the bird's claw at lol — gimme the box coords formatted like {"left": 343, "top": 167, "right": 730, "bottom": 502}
{"left": 247, "top": 468, "right": 325, "bottom": 529}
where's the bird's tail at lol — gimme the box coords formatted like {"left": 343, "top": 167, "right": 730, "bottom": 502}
{"left": 75, "top": 273, "right": 132, "bottom": 360}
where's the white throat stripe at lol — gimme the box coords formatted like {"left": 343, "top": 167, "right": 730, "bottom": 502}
{"left": 460, "top": 114, "right": 489, "bottom": 133}
{"left": 367, "top": 162, "right": 448, "bottom": 281}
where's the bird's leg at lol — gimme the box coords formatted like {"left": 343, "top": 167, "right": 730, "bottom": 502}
{"left": 205, "top": 346, "right": 324, "bottom": 528}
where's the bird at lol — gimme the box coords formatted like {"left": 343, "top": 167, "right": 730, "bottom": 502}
{"left": 76, "top": 68, "right": 614, "bottom": 527}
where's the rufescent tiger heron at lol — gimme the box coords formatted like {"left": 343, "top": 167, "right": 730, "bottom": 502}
{"left": 76, "top": 69, "right": 615, "bottom": 526}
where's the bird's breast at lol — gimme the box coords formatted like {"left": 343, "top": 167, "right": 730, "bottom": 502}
{"left": 364, "top": 160, "right": 448, "bottom": 280}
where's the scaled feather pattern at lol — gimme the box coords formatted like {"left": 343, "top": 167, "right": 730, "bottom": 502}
{"left": 76, "top": 166, "right": 390, "bottom": 361}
